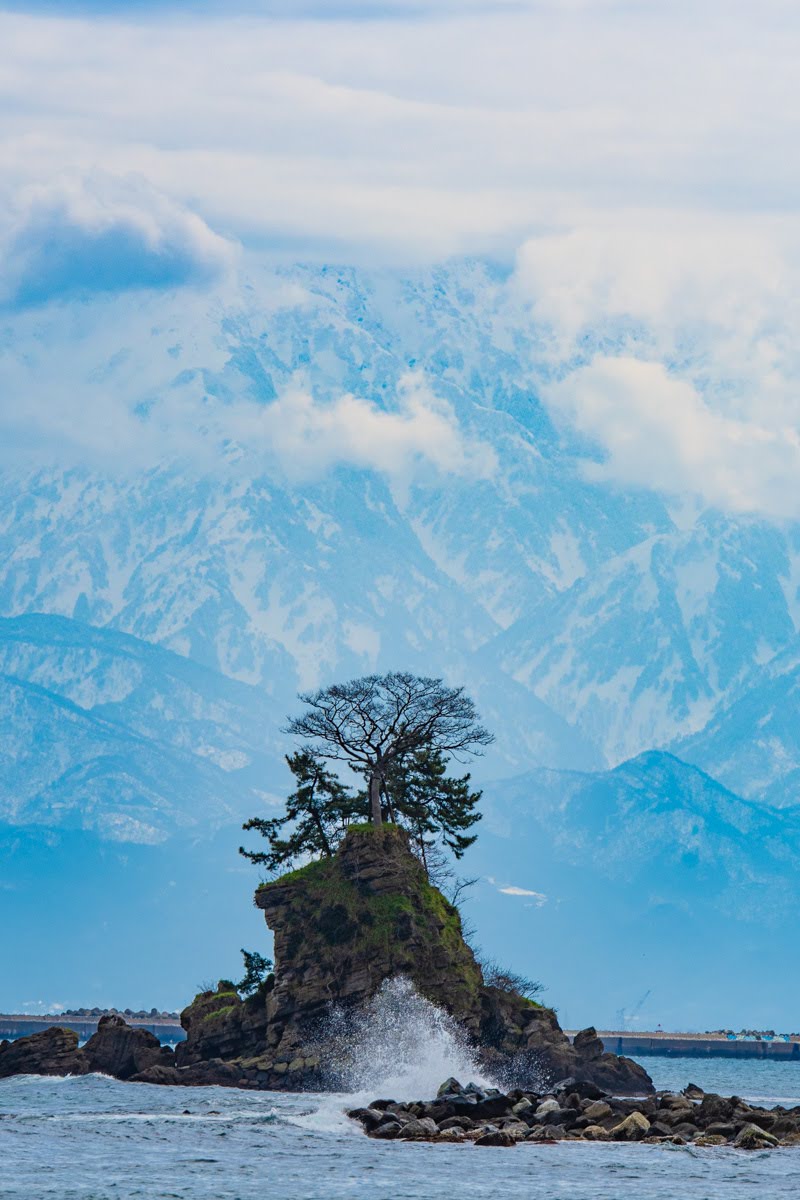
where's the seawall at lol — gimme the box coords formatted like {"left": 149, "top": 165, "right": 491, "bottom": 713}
{"left": 0, "top": 1016, "right": 185, "bottom": 1043}
{"left": 588, "top": 1033, "right": 800, "bottom": 1061}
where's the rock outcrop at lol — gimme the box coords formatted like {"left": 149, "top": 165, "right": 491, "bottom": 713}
{"left": 0, "top": 1017, "right": 176, "bottom": 1081}
{"left": 0, "top": 1026, "right": 88, "bottom": 1078}
{"left": 0, "top": 826, "right": 653, "bottom": 1096}
{"left": 174, "top": 825, "right": 653, "bottom": 1094}
{"left": 84, "top": 1014, "right": 173, "bottom": 1080}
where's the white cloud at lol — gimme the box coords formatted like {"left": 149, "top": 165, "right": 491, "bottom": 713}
{"left": 487, "top": 876, "right": 548, "bottom": 903}
{"left": 0, "top": 305, "right": 495, "bottom": 487}
{"left": 514, "top": 215, "right": 800, "bottom": 517}
{"left": 234, "top": 372, "right": 497, "bottom": 484}
{"left": 1, "top": 174, "right": 236, "bottom": 306}
{"left": 547, "top": 357, "right": 800, "bottom": 519}
{"left": 2, "top": 4, "right": 800, "bottom": 514}
{"left": 515, "top": 218, "right": 794, "bottom": 355}
{"left": 2, "top": 3, "right": 800, "bottom": 258}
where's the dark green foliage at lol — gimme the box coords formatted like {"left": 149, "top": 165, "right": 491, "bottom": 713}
{"left": 237, "top": 949, "right": 273, "bottom": 996}
{"left": 317, "top": 903, "right": 358, "bottom": 945}
{"left": 380, "top": 745, "right": 482, "bottom": 867}
{"left": 241, "top": 678, "right": 490, "bottom": 888}
{"left": 240, "top": 749, "right": 358, "bottom": 873}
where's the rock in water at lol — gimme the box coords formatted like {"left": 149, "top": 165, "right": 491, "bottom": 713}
{"left": 84, "top": 1014, "right": 173, "bottom": 1080}
{"left": 170, "top": 826, "right": 654, "bottom": 1093}
{"left": 0, "top": 1027, "right": 88, "bottom": 1078}
{"left": 0, "top": 828, "right": 654, "bottom": 1096}
{"left": 611, "top": 1111, "right": 651, "bottom": 1141}
{"left": 735, "top": 1124, "right": 779, "bottom": 1149}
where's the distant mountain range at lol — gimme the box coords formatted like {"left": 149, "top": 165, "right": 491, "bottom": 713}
{"left": 2, "top": 258, "right": 800, "bottom": 1022}
{"left": 466, "top": 751, "right": 800, "bottom": 1030}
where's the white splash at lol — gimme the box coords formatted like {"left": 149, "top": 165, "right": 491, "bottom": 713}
{"left": 322, "top": 976, "right": 495, "bottom": 1102}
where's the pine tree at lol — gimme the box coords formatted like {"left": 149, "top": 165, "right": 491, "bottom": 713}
{"left": 381, "top": 745, "right": 482, "bottom": 873}
{"left": 237, "top": 949, "right": 273, "bottom": 996}
{"left": 239, "top": 749, "right": 356, "bottom": 873}
{"left": 286, "top": 672, "right": 492, "bottom": 826}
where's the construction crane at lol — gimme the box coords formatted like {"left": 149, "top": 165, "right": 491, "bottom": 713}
{"left": 616, "top": 989, "right": 652, "bottom": 1031}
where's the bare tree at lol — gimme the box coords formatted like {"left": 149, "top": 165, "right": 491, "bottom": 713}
{"left": 286, "top": 672, "right": 493, "bottom": 827}
{"left": 480, "top": 956, "right": 545, "bottom": 1001}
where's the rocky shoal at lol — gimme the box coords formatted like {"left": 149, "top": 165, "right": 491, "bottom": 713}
{"left": 348, "top": 1076, "right": 800, "bottom": 1150}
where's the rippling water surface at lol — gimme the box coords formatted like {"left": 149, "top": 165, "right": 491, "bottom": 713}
{"left": 3, "top": 1059, "right": 800, "bottom": 1200}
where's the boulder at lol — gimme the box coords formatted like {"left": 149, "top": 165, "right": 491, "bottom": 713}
{"left": 399, "top": 1117, "right": 439, "bottom": 1140}
{"left": 371, "top": 1121, "right": 403, "bottom": 1139}
{"left": 439, "top": 1115, "right": 476, "bottom": 1131}
{"left": 129, "top": 1064, "right": 182, "bottom": 1086}
{"left": 572, "top": 1028, "right": 604, "bottom": 1061}
{"left": 610, "top": 1111, "right": 651, "bottom": 1141}
{"left": 475, "top": 1130, "right": 516, "bottom": 1147}
{"left": 735, "top": 1123, "right": 778, "bottom": 1150}
{"left": 436, "top": 1128, "right": 466, "bottom": 1142}
{"left": 584, "top": 1100, "right": 613, "bottom": 1122}
{"left": 534, "top": 1098, "right": 561, "bottom": 1118}
{"left": 581, "top": 1124, "right": 611, "bottom": 1141}
{"left": 553, "top": 1077, "right": 607, "bottom": 1101}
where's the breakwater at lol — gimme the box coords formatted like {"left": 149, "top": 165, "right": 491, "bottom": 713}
{"left": 594, "top": 1033, "right": 800, "bottom": 1061}
{"left": 0, "top": 1015, "right": 185, "bottom": 1043}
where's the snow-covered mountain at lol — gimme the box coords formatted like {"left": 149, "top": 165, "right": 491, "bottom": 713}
{"left": 465, "top": 752, "right": 800, "bottom": 1029}
{"left": 677, "top": 633, "right": 800, "bottom": 808}
{"left": 489, "top": 514, "right": 800, "bottom": 764}
{"left": 4, "top": 260, "right": 800, "bottom": 815}
{"left": 5, "top": 256, "right": 800, "bottom": 801}
{"left": 3, "top": 257, "right": 800, "bottom": 1015}
{"left": 0, "top": 613, "right": 289, "bottom": 841}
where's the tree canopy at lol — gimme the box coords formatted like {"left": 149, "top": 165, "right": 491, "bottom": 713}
{"left": 286, "top": 672, "right": 493, "bottom": 826}
{"left": 380, "top": 745, "right": 482, "bottom": 868}
{"left": 241, "top": 673, "right": 492, "bottom": 877}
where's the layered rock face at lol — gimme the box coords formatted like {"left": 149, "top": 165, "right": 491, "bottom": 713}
{"left": 172, "top": 826, "right": 652, "bottom": 1094}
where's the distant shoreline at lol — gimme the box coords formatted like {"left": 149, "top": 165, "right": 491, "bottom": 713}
{"left": 0, "top": 1015, "right": 185, "bottom": 1043}
{"left": 571, "top": 1032, "right": 800, "bottom": 1061}
{"left": 3, "top": 1017, "right": 797, "bottom": 1060}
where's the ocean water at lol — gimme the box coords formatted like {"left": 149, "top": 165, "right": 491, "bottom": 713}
{"left": 3, "top": 987, "right": 799, "bottom": 1200}
{"left": 3, "top": 1057, "right": 800, "bottom": 1200}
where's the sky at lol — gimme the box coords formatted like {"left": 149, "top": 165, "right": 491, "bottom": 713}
{"left": 2, "top": 0, "right": 800, "bottom": 513}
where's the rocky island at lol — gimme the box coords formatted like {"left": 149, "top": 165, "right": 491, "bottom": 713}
{"left": 1, "top": 825, "right": 650, "bottom": 1095}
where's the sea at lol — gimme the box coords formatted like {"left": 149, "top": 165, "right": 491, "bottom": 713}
{"left": 3, "top": 1053, "right": 800, "bottom": 1199}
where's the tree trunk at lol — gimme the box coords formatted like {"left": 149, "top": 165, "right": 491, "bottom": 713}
{"left": 369, "top": 771, "right": 383, "bottom": 826}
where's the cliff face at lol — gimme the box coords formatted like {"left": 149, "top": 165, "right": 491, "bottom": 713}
{"left": 257, "top": 824, "right": 483, "bottom": 1062}
{"left": 171, "top": 826, "right": 653, "bottom": 1094}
